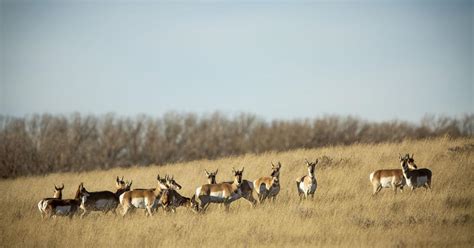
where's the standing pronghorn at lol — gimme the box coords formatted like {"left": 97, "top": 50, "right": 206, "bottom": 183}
{"left": 296, "top": 159, "right": 318, "bottom": 200}
{"left": 38, "top": 184, "right": 64, "bottom": 218}
{"left": 195, "top": 168, "right": 244, "bottom": 212}
{"left": 43, "top": 184, "right": 82, "bottom": 219}
{"left": 161, "top": 176, "right": 199, "bottom": 213}
{"left": 253, "top": 162, "right": 281, "bottom": 203}
{"left": 119, "top": 174, "right": 170, "bottom": 217}
{"left": 400, "top": 154, "right": 432, "bottom": 191}
{"left": 79, "top": 176, "right": 131, "bottom": 218}
{"left": 369, "top": 155, "right": 417, "bottom": 195}
{"left": 205, "top": 168, "right": 257, "bottom": 207}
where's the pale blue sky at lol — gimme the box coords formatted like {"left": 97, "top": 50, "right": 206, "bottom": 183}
{"left": 1, "top": 0, "right": 472, "bottom": 121}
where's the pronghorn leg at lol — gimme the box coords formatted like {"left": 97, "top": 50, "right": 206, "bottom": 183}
{"left": 146, "top": 206, "right": 153, "bottom": 217}
{"left": 121, "top": 206, "right": 130, "bottom": 217}
{"left": 373, "top": 185, "right": 382, "bottom": 195}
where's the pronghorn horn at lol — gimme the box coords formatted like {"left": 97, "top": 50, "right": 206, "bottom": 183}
{"left": 116, "top": 176, "right": 119, "bottom": 182}
{"left": 271, "top": 162, "right": 275, "bottom": 167}
{"left": 232, "top": 167, "right": 236, "bottom": 173}
{"left": 241, "top": 167, "right": 244, "bottom": 173}
{"left": 55, "top": 184, "right": 59, "bottom": 190}
{"left": 315, "top": 159, "right": 319, "bottom": 164}
{"left": 278, "top": 162, "right": 281, "bottom": 168}
{"left": 305, "top": 158, "right": 310, "bottom": 165}
{"left": 128, "top": 180, "right": 133, "bottom": 187}
{"left": 121, "top": 176, "right": 124, "bottom": 181}
{"left": 60, "top": 183, "right": 64, "bottom": 190}
{"left": 411, "top": 154, "right": 414, "bottom": 159}
{"left": 215, "top": 169, "right": 218, "bottom": 174}
{"left": 157, "top": 174, "right": 161, "bottom": 180}
{"left": 205, "top": 169, "right": 209, "bottom": 175}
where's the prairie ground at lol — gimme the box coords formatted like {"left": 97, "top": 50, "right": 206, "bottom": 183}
{"left": 0, "top": 137, "right": 473, "bottom": 247}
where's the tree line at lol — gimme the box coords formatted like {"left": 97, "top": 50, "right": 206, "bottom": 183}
{"left": 0, "top": 112, "right": 472, "bottom": 178}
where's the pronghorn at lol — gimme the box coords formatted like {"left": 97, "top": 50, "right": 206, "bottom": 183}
{"left": 369, "top": 155, "right": 417, "bottom": 195}
{"left": 195, "top": 168, "right": 244, "bottom": 212}
{"left": 38, "top": 184, "right": 64, "bottom": 218}
{"left": 205, "top": 169, "right": 218, "bottom": 184}
{"left": 43, "top": 184, "right": 82, "bottom": 219}
{"left": 253, "top": 162, "right": 281, "bottom": 203}
{"left": 119, "top": 174, "right": 170, "bottom": 217}
{"left": 205, "top": 168, "right": 257, "bottom": 207}
{"left": 296, "top": 159, "right": 318, "bottom": 200}
{"left": 161, "top": 176, "right": 199, "bottom": 213}
{"left": 79, "top": 177, "right": 131, "bottom": 218}
{"left": 401, "top": 154, "right": 432, "bottom": 191}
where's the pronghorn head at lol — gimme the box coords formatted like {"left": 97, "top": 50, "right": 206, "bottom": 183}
{"left": 205, "top": 169, "right": 218, "bottom": 184}
{"left": 406, "top": 153, "right": 418, "bottom": 169}
{"left": 399, "top": 153, "right": 417, "bottom": 170}
{"left": 157, "top": 174, "right": 170, "bottom": 190}
{"left": 271, "top": 162, "right": 282, "bottom": 178}
{"left": 232, "top": 167, "right": 244, "bottom": 185}
{"left": 79, "top": 183, "right": 90, "bottom": 202}
{"left": 165, "top": 175, "right": 182, "bottom": 190}
{"left": 305, "top": 159, "right": 318, "bottom": 175}
{"left": 53, "top": 184, "right": 64, "bottom": 199}
{"left": 116, "top": 176, "right": 126, "bottom": 189}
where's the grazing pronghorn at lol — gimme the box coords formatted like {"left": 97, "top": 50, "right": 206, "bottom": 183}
{"left": 205, "top": 168, "right": 257, "bottom": 207}
{"left": 195, "top": 168, "right": 244, "bottom": 212}
{"left": 205, "top": 169, "right": 218, "bottom": 184}
{"left": 43, "top": 184, "right": 82, "bottom": 219}
{"left": 401, "top": 154, "right": 432, "bottom": 191}
{"left": 119, "top": 174, "right": 170, "bottom": 217}
{"left": 79, "top": 177, "right": 131, "bottom": 218}
{"left": 161, "top": 177, "right": 199, "bottom": 213}
{"left": 38, "top": 184, "right": 64, "bottom": 218}
{"left": 296, "top": 159, "right": 318, "bottom": 200}
{"left": 369, "top": 155, "right": 417, "bottom": 195}
{"left": 253, "top": 162, "right": 281, "bottom": 203}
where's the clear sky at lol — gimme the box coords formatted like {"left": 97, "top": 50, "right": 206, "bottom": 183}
{"left": 1, "top": 0, "right": 472, "bottom": 122}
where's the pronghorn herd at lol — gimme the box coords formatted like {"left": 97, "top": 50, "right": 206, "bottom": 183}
{"left": 38, "top": 154, "right": 432, "bottom": 219}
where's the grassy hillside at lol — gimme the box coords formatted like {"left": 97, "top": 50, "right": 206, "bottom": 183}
{"left": 0, "top": 137, "right": 473, "bottom": 247}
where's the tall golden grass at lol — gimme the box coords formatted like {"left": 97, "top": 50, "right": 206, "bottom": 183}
{"left": 0, "top": 137, "right": 473, "bottom": 247}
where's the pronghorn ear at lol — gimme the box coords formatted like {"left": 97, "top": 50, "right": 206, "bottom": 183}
{"left": 121, "top": 176, "right": 124, "bottom": 181}
{"left": 305, "top": 159, "right": 310, "bottom": 165}
{"left": 205, "top": 169, "right": 210, "bottom": 176}
{"left": 271, "top": 162, "right": 275, "bottom": 168}
{"left": 232, "top": 167, "right": 236, "bottom": 173}
{"left": 116, "top": 176, "right": 119, "bottom": 183}
{"left": 411, "top": 154, "right": 414, "bottom": 159}
{"left": 241, "top": 167, "right": 244, "bottom": 173}
{"left": 157, "top": 174, "right": 161, "bottom": 181}
{"left": 128, "top": 180, "right": 133, "bottom": 187}
{"left": 315, "top": 159, "right": 319, "bottom": 165}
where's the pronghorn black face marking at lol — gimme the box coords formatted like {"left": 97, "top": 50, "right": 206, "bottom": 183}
{"left": 232, "top": 167, "right": 244, "bottom": 185}
{"left": 205, "top": 169, "right": 218, "bottom": 184}
{"left": 305, "top": 159, "right": 318, "bottom": 175}
{"left": 165, "top": 175, "right": 182, "bottom": 190}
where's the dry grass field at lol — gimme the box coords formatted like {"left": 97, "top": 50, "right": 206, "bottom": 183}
{"left": 0, "top": 137, "right": 473, "bottom": 247}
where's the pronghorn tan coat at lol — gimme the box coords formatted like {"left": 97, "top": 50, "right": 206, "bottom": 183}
{"left": 38, "top": 184, "right": 64, "bottom": 218}
{"left": 43, "top": 184, "right": 82, "bottom": 218}
{"left": 253, "top": 162, "right": 281, "bottom": 202}
{"left": 296, "top": 159, "right": 318, "bottom": 200}
{"left": 119, "top": 175, "right": 169, "bottom": 216}
{"left": 206, "top": 169, "right": 257, "bottom": 207}
{"left": 195, "top": 168, "right": 244, "bottom": 212}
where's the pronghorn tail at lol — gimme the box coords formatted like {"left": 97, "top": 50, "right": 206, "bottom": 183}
{"left": 369, "top": 172, "right": 375, "bottom": 182}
